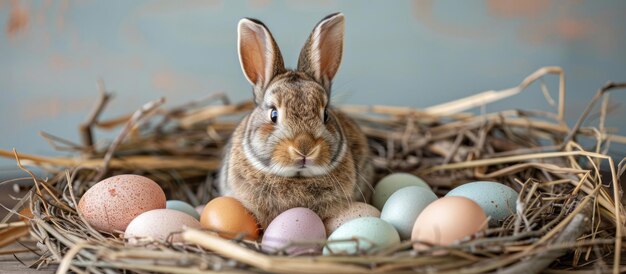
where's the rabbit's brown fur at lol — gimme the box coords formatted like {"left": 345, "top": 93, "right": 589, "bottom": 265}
{"left": 218, "top": 13, "right": 373, "bottom": 228}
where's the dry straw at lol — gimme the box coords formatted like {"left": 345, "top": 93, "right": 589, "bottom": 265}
{"left": 1, "top": 67, "right": 625, "bottom": 273}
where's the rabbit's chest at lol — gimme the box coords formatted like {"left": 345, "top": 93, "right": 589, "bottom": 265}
{"left": 233, "top": 174, "right": 354, "bottom": 227}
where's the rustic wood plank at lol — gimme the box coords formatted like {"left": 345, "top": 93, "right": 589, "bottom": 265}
{"left": 1, "top": 169, "right": 56, "bottom": 273}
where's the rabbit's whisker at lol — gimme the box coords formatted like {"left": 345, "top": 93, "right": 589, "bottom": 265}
{"left": 326, "top": 168, "right": 352, "bottom": 206}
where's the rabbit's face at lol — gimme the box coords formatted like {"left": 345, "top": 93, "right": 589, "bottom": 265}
{"left": 244, "top": 72, "right": 345, "bottom": 177}
{"left": 236, "top": 13, "right": 347, "bottom": 177}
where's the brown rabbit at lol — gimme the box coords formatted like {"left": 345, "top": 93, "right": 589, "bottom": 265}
{"left": 218, "top": 13, "right": 373, "bottom": 228}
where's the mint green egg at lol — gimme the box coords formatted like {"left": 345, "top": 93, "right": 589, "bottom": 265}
{"left": 373, "top": 173, "right": 430, "bottom": 210}
{"left": 380, "top": 186, "right": 437, "bottom": 240}
{"left": 323, "top": 217, "right": 400, "bottom": 255}
{"left": 166, "top": 200, "right": 200, "bottom": 220}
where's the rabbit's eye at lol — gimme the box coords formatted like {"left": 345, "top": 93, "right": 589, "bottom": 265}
{"left": 270, "top": 108, "right": 278, "bottom": 123}
{"left": 323, "top": 108, "right": 329, "bottom": 123}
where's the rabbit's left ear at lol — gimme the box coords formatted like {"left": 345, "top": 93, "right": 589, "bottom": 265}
{"left": 297, "top": 13, "right": 345, "bottom": 92}
{"left": 238, "top": 18, "right": 286, "bottom": 98}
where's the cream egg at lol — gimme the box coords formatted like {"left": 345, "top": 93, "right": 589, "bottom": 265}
{"left": 125, "top": 209, "right": 201, "bottom": 243}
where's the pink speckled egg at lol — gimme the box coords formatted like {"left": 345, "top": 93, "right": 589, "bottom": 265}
{"left": 262, "top": 208, "right": 326, "bottom": 255}
{"left": 125, "top": 209, "right": 201, "bottom": 243}
{"left": 324, "top": 202, "right": 381, "bottom": 235}
{"left": 78, "top": 174, "right": 166, "bottom": 233}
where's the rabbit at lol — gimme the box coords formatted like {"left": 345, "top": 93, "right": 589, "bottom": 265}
{"left": 218, "top": 12, "right": 373, "bottom": 229}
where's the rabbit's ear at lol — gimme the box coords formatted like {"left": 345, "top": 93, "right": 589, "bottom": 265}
{"left": 297, "top": 13, "right": 345, "bottom": 92}
{"left": 238, "top": 18, "right": 285, "bottom": 97}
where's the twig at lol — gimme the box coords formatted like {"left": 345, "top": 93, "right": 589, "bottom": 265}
{"left": 497, "top": 212, "right": 589, "bottom": 274}
{"left": 560, "top": 82, "right": 626, "bottom": 150}
{"left": 183, "top": 229, "right": 368, "bottom": 274}
{"left": 0, "top": 221, "right": 27, "bottom": 229}
{"left": 425, "top": 67, "right": 565, "bottom": 119}
{"left": 80, "top": 79, "right": 113, "bottom": 155}
{"left": 95, "top": 97, "right": 165, "bottom": 180}
{"left": 39, "top": 131, "right": 84, "bottom": 152}
{"left": 0, "top": 248, "right": 32, "bottom": 255}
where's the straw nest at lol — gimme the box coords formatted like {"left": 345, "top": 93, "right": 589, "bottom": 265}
{"left": 1, "top": 67, "right": 625, "bottom": 273}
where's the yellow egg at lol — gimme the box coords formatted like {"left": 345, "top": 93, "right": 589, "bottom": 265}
{"left": 200, "top": 197, "right": 259, "bottom": 240}
{"left": 411, "top": 196, "right": 487, "bottom": 250}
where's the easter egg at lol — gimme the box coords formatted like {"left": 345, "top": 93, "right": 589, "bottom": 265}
{"left": 166, "top": 200, "right": 200, "bottom": 220}
{"left": 200, "top": 197, "right": 259, "bottom": 240}
{"left": 262, "top": 208, "right": 326, "bottom": 255}
{"left": 78, "top": 174, "right": 166, "bottom": 233}
{"left": 373, "top": 173, "right": 430, "bottom": 210}
{"left": 195, "top": 205, "right": 205, "bottom": 215}
{"left": 324, "top": 202, "right": 380, "bottom": 235}
{"left": 446, "top": 181, "right": 518, "bottom": 226}
{"left": 18, "top": 207, "right": 33, "bottom": 222}
{"left": 381, "top": 186, "right": 437, "bottom": 240}
{"left": 125, "top": 209, "right": 201, "bottom": 243}
{"left": 324, "top": 217, "right": 400, "bottom": 255}
{"left": 411, "top": 196, "right": 487, "bottom": 250}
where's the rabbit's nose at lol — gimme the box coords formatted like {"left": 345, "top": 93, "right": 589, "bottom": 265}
{"left": 293, "top": 134, "right": 315, "bottom": 155}
{"left": 288, "top": 146, "right": 321, "bottom": 167}
{"left": 289, "top": 134, "right": 321, "bottom": 161}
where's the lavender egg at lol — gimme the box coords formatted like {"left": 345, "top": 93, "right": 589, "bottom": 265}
{"left": 262, "top": 207, "right": 326, "bottom": 255}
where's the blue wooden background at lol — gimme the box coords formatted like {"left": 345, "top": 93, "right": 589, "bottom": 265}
{"left": 1, "top": 0, "right": 626, "bottom": 166}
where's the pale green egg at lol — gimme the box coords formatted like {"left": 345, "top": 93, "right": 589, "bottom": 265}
{"left": 166, "top": 200, "right": 200, "bottom": 220}
{"left": 373, "top": 173, "right": 430, "bottom": 210}
{"left": 323, "top": 217, "right": 399, "bottom": 255}
{"left": 381, "top": 186, "right": 437, "bottom": 240}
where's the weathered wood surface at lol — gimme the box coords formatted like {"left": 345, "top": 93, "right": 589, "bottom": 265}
{"left": 0, "top": 243, "right": 56, "bottom": 274}
{"left": 0, "top": 169, "right": 55, "bottom": 274}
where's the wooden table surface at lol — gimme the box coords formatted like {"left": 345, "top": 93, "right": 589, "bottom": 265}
{"left": 0, "top": 168, "right": 56, "bottom": 274}
{"left": 0, "top": 244, "right": 55, "bottom": 274}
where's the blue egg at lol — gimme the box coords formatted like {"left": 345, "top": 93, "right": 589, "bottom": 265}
{"left": 446, "top": 181, "right": 518, "bottom": 226}
{"left": 166, "top": 200, "right": 200, "bottom": 220}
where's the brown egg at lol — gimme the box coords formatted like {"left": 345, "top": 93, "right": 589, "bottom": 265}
{"left": 78, "top": 175, "right": 166, "bottom": 234}
{"left": 324, "top": 202, "right": 380, "bottom": 235}
{"left": 18, "top": 207, "right": 33, "bottom": 222}
{"left": 411, "top": 196, "right": 487, "bottom": 250}
{"left": 200, "top": 197, "right": 259, "bottom": 240}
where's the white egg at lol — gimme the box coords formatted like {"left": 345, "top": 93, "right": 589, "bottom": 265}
{"left": 125, "top": 209, "right": 201, "bottom": 243}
